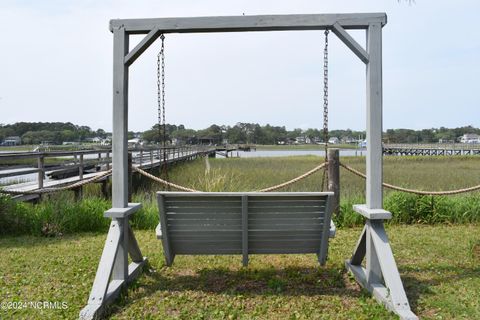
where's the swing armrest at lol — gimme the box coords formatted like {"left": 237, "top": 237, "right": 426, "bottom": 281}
{"left": 353, "top": 204, "right": 392, "bottom": 220}
{"left": 155, "top": 223, "right": 163, "bottom": 239}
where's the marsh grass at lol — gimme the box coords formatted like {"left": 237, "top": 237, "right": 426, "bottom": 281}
{"left": 1, "top": 155, "right": 479, "bottom": 235}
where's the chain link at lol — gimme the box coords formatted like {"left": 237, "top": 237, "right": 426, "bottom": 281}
{"left": 321, "top": 29, "right": 329, "bottom": 191}
{"left": 157, "top": 34, "right": 169, "bottom": 185}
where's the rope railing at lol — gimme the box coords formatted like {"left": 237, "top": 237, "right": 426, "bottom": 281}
{"left": 339, "top": 162, "right": 480, "bottom": 196}
{"left": 0, "top": 170, "right": 112, "bottom": 195}
{"left": 133, "top": 167, "right": 199, "bottom": 192}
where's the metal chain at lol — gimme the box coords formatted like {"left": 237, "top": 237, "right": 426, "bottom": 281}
{"left": 321, "top": 29, "right": 329, "bottom": 191}
{"left": 157, "top": 34, "right": 169, "bottom": 186}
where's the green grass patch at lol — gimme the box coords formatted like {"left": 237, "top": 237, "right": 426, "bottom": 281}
{"left": 0, "top": 225, "right": 478, "bottom": 319}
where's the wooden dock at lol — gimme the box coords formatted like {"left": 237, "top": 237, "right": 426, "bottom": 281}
{"left": 383, "top": 144, "right": 480, "bottom": 156}
{"left": 0, "top": 146, "right": 215, "bottom": 201}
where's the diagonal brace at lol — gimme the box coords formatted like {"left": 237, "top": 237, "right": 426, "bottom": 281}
{"left": 332, "top": 22, "right": 369, "bottom": 64}
{"left": 124, "top": 27, "right": 162, "bottom": 66}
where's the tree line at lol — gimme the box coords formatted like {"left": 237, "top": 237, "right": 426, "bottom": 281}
{"left": 1, "top": 122, "right": 479, "bottom": 145}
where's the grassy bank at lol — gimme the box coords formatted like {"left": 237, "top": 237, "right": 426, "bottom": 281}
{"left": 0, "top": 225, "right": 478, "bottom": 319}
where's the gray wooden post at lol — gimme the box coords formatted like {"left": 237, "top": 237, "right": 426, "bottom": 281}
{"left": 365, "top": 21, "right": 384, "bottom": 289}
{"left": 366, "top": 22, "right": 383, "bottom": 210}
{"left": 139, "top": 149, "right": 143, "bottom": 167}
{"left": 80, "top": 25, "right": 146, "bottom": 320}
{"left": 112, "top": 27, "right": 129, "bottom": 209}
{"left": 327, "top": 148, "right": 340, "bottom": 216}
{"left": 37, "top": 155, "right": 44, "bottom": 189}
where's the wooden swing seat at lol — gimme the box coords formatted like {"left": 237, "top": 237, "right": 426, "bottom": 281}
{"left": 156, "top": 192, "right": 336, "bottom": 266}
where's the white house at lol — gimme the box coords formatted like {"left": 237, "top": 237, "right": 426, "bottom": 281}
{"left": 460, "top": 133, "right": 480, "bottom": 144}
{"left": 128, "top": 138, "right": 144, "bottom": 148}
{"left": 328, "top": 137, "right": 340, "bottom": 144}
{"left": 2, "top": 136, "right": 21, "bottom": 146}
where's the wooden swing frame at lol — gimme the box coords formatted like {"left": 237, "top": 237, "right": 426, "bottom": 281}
{"left": 79, "top": 13, "right": 418, "bottom": 320}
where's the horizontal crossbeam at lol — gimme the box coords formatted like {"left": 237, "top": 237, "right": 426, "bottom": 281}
{"left": 110, "top": 13, "right": 387, "bottom": 34}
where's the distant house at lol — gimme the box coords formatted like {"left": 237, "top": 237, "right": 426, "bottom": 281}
{"left": 460, "top": 133, "right": 480, "bottom": 144}
{"left": 328, "top": 137, "right": 340, "bottom": 144}
{"left": 86, "top": 137, "right": 103, "bottom": 144}
{"left": 2, "top": 136, "right": 21, "bottom": 146}
{"left": 128, "top": 138, "right": 144, "bottom": 148}
{"left": 358, "top": 140, "right": 367, "bottom": 148}
{"left": 295, "top": 136, "right": 310, "bottom": 144}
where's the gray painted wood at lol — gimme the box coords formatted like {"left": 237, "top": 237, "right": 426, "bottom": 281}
{"left": 346, "top": 221, "right": 418, "bottom": 319}
{"left": 112, "top": 27, "right": 129, "bottom": 208}
{"left": 112, "top": 218, "right": 128, "bottom": 281}
{"left": 318, "top": 194, "right": 334, "bottom": 265}
{"left": 350, "top": 225, "right": 367, "bottom": 265}
{"left": 127, "top": 224, "right": 144, "bottom": 263}
{"left": 241, "top": 195, "right": 249, "bottom": 266}
{"left": 104, "top": 203, "right": 142, "bottom": 218}
{"left": 331, "top": 23, "right": 369, "bottom": 64}
{"left": 124, "top": 27, "right": 161, "bottom": 66}
{"left": 157, "top": 194, "right": 174, "bottom": 266}
{"left": 366, "top": 22, "right": 383, "bottom": 209}
{"left": 110, "top": 13, "right": 387, "bottom": 34}
{"left": 366, "top": 220, "right": 382, "bottom": 285}
{"left": 157, "top": 192, "right": 334, "bottom": 266}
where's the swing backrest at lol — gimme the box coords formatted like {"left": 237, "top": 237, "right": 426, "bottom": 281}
{"left": 156, "top": 192, "right": 335, "bottom": 266}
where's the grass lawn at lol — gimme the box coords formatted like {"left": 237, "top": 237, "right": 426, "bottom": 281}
{"left": 1, "top": 225, "right": 479, "bottom": 319}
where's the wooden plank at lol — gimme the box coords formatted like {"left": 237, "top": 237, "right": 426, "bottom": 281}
{"left": 110, "top": 13, "right": 387, "bottom": 34}
{"left": 125, "top": 27, "right": 162, "bottom": 66}
{"left": 249, "top": 247, "right": 318, "bottom": 254}
{"left": 249, "top": 218, "right": 324, "bottom": 225}
{"left": 166, "top": 213, "right": 241, "bottom": 219}
{"left": 157, "top": 194, "right": 174, "bottom": 266}
{"left": 174, "top": 247, "right": 242, "bottom": 255}
{"left": 86, "top": 220, "right": 121, "bottom": 304}
{"left": 249, "top": 212, "right": 324, "bottom": 219}
{"left": 249, "top": 240, "right": 320, "bottom": 249}
{"left": 167, "top": 225, "right": 242, "bottom": 232}
{"left": 248, "top": 223, "right": 323, "bottom": 231}
{"left": 248, "top": 200, "right": 325, "bottom": 207}
{"left": 112, "top": 26, "right": 129, "bottom": 208}
{"left": 159, "top": 191, "right": 333, "bottom": 197}
{"left": 248, "top": 206, "right": 325, "bottom": 213}
{"left": 318, "top": 194, "right": 334, "bottom": 265}
{"left": 366, "top": 22, "right": 383, "bottom": 209}
{"left": 242, "top": 195, "right": 248, "bottom": 266}
{"left": 165, "top": 207, "right": 242, "bottom": 214}
{"left": 332, "top": 22, "right": 369, "bottom": 64}
{"left": 249, "top": 230, "right": 322, "bottom": 238}
{"left": 166, "top": 200, "right": 241, "bottom": 207}
{"left": 168, "top": 219, "right": 242, "bottom": 227}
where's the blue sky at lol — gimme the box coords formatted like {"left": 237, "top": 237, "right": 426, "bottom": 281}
{"left": 1, "top": 0, "right": 479, "bottom": 132}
